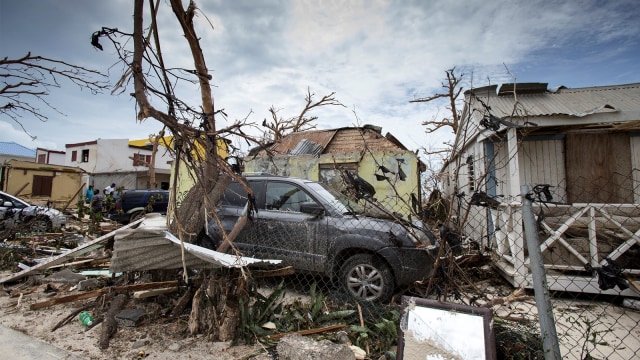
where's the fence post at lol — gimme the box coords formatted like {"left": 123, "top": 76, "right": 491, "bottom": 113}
{"left": 521, "top": 185, "right": 562, "bottom": 359}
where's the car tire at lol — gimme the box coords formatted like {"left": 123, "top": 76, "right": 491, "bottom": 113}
{"left": 28, "top": 216, "right": 52, "bottom": 233}
{"left": 129, "top": 211, "right": 145, "bottom": 223}
{"left": 339, "top": 253, "right": 395, "bottom": 302}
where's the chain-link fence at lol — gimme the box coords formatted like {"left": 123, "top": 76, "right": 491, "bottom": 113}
{"left": 195, "top": 170, "right": 640, "bottom": 359}
{"left": 446, "top": 174, "right": 640, "bottom": 360}
{"left": 11, "top": 169, "right": 639, "bottom": 358}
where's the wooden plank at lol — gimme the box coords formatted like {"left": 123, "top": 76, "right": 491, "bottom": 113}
{"left": 266, "top": 324, "right": 348, "bottom": 341}
{"left": 506, "top": 128, "right": 520, "bottom": 198}
{"left": 30, "top": 280, "right": 180, "bottom": 310}
{"left": 566, "top": 133, "right": 632, "bottom": 203}
{"left": 133, "top": 287, "right": 177, "bottom": 299}
{"left": 62, "top": 183, "right": 85, "bottom": 211}
{"left": 0, "top": 219, "right": 143, "bottom": 284}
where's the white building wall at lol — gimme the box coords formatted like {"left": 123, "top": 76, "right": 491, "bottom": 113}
{"left": 48, "top": 151, "right": 66, "bottom": 165}
{"left": 36, "top": 149, "right": 66, "bottom": 165}
{"left": 95, "top": 139, "right": 131, "bottom": 172}
{"left": 66, "top": 139, "right": 173, "bottom": 174}
{"left": 518, "top": 137, "right": 567, "bottom": 202}
{"left": 65, "top": 142, "right": 99, "bottom": 172}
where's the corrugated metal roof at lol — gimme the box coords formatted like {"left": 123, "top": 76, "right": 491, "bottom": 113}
{"left": 269, "top": 129, "right": 338, "bottom": 155}
{"left": 258, "top": 126, "right": 413, "bottom": 157}
{"left": 468, "top": 83, "right": 640, "bottom": 118}
{"left": 0, "top": 141, "right": 36, "bottom": 157}
{"left": 289, "top": 138, "right": 324, "bottom": 156}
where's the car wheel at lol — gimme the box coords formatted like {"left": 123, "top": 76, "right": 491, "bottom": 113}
{"left": 28, "top": 216, "right": 52, "bottom": 233}
{"left": 130, "top": 211, "right": 145, "bottom": 223}
{"left": 339, "top": 253, "right": 394, "bottom": 302}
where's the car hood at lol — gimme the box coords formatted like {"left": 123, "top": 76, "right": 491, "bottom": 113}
{"left": 334, "top": 214, "right": 435, "bottom": 246}
{"left": 21, "top": 205, "right": 65, "bottom": 219}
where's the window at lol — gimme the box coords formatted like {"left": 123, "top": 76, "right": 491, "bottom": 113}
{"left": 221, "top": 181, "right": 264, "bottom": 207}
{"left": 133, "top": 153, "right": 143, "bottom": 166}
{"left": 37, "top": 154, "right": 46, "bottom": 164}
{"left": 81, "top": 149, "right": 89, "bottom": 162}
{"left": 32, "top": 175, "right": 53, "bottom": 196}
{"left": 71, "top": 151, "right": 77, "bottom": 162}
{"left": 133, "top": 153, "right": 152, "bottom": 166}
{"left": 319, "top": 162, "right": 357, "bottom": 187}
{"left": 222, "top": 182, "right": 246, "bottom": 207}
{"left": 265, "top": 182, "right": 315, "bottom": 212}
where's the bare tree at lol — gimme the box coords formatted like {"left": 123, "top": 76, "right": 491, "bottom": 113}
{"left": 91, "top": 0, "right": 265, "bottom": 341}
{"left": 0, "top": 52, "right": 108, "bottom": 139}
{"left": 411, "top": 67, "right": 464, "bottom": 134}
{"left": 261, "top": 88, "right": 344, "bottom": 141}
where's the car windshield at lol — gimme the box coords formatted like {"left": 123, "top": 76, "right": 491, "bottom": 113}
{"left": 1, "top": 193, "right": 28, "bottom": 209}
{"left": 306, "top": 182, "right": 365, "bottom": 215}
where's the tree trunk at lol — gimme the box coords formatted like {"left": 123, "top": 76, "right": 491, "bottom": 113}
{"left": 169, "top": 172, "right": 230, "bottom": 243}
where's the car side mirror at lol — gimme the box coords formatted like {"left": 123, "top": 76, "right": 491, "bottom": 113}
{"left": 2, "top": 201, "right": 12, "bottom": 207}
{"left": 300, "top": 202, "right": 324, "bottom": 216}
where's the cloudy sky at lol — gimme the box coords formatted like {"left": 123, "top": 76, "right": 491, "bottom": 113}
{"left": 1, "top": 0, "right": 639, "bottom": 155}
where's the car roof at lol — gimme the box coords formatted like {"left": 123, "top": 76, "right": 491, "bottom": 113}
{"left": 124, "top": 189, "right": 168, "bottom": 193}
{"left": 243, "top": 173, "right": 315, "bottom": 183}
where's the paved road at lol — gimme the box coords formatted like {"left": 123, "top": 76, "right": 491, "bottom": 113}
{"left": 0, "top": 325, "right": 85, "bottom": 360}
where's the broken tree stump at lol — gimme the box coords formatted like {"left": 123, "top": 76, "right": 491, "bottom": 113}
{"left": 99, "top": 293, "right": 127, "bottom": 349}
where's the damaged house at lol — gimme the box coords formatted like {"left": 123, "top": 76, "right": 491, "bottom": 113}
{"left": 0, "top": 159, "right": 83, "bottom": 208}
{"left": 244, "top": 125, "right": 425, "bottom": 217}
{"left": 65, "top": 138, "right": 174, "bottom": 192}
{"left": 440, "top": 82, "right": 640, "bottom": 296}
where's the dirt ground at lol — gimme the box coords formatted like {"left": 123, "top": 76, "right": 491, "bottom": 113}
{"left": 0, "top": 214, "right": 274, "bottom": 360}
{"left": 0, "top": 279, "right": 272, "bottom": 360}
{"left": 1, "top": 215, "right": 639, "bottom": 360}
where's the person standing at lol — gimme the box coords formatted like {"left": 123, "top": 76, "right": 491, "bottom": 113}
{"left": 85, "top": 185, "right": 94, "bottom": 204}
{"left": 104, "top": 183, "right": 116, "bottom": 196}
{"left": 91, "top": 189, "right": 104, "bottom": 213}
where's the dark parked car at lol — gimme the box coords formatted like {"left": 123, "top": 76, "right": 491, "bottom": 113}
{"left": 202, "top": 175, "right": 437, "bottom": 302}
{"left": 0, "top": 191, "right": 66, "bottom": 232}
{"left": 107, "top": 189, "right": 169, "bottom": 224}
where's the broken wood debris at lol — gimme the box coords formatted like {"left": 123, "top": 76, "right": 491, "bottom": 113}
{"left": 266, "top": 324, "right": 349, "bottom": 341}
{"left": 30, "top": 280, "right": 181, "bottom": 310}
{"left": 0, "top": 219, "right": 143, "bottom": 284}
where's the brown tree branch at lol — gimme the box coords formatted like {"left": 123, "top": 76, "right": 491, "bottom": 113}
{"left": 262, "top": 88, "right": 345, "bottom": 140}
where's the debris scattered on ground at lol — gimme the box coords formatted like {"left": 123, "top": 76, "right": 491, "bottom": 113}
{"left": 2, "top": 212, "right": 638, "bottom": 359}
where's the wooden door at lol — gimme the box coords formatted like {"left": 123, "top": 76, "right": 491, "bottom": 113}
{"left": 565, "top": 133, "right": 633, "bottom": 203}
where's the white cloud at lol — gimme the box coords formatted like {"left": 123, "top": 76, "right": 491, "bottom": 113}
{"left": 1, "top": 0, "right": 638, "bottom": 157}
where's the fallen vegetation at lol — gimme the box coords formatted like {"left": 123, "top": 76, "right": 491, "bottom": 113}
{"left": 0, "top": 212, "right": 549, "bottom": 359}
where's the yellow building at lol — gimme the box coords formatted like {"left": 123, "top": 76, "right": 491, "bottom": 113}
{"left": 244, "top": 126, "right": 425, "bottom": 217}
{"left": 0, "top": 159, "right": 83, "bottom": 209}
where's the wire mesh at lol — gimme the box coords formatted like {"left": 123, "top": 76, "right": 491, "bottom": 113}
{"left": 451, "top": 173, "right": 640, "bottom": 360}
{"left": 200, "top": 170, "right": 639, "bottom": 359}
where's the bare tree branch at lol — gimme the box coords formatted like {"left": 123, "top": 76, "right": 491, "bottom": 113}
{"left": 411, "top": 67, "right": 463, "bottom": 134}
{"left": 261, "top": 88, "right": 345, "bottom": 140}
{"left": 0, "top": 52, "right": 109, "bottom": 137}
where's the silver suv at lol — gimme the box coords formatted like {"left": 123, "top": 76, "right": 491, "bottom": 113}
{"left": 202, "top": 175, "right": 437, "bottom": 302}
{"left": 0, "top": 191, "right": 66, "bottom": 233}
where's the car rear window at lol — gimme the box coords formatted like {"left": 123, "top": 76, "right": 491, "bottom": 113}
{"left": 222, "top": 181, "right": 263, "bottom": 207}
{"left": 222, "top": 183, "right": 247, "bottom": 207}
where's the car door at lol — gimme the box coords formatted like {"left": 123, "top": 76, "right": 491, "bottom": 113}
{"left": 0, "top": 193, "right": 10, "bottom": 227}
{"left": 251, "top": 180, "right": 327, "bottom": 272}
{"left": 211, "top": 180, "right": 264, "bottom": 250}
